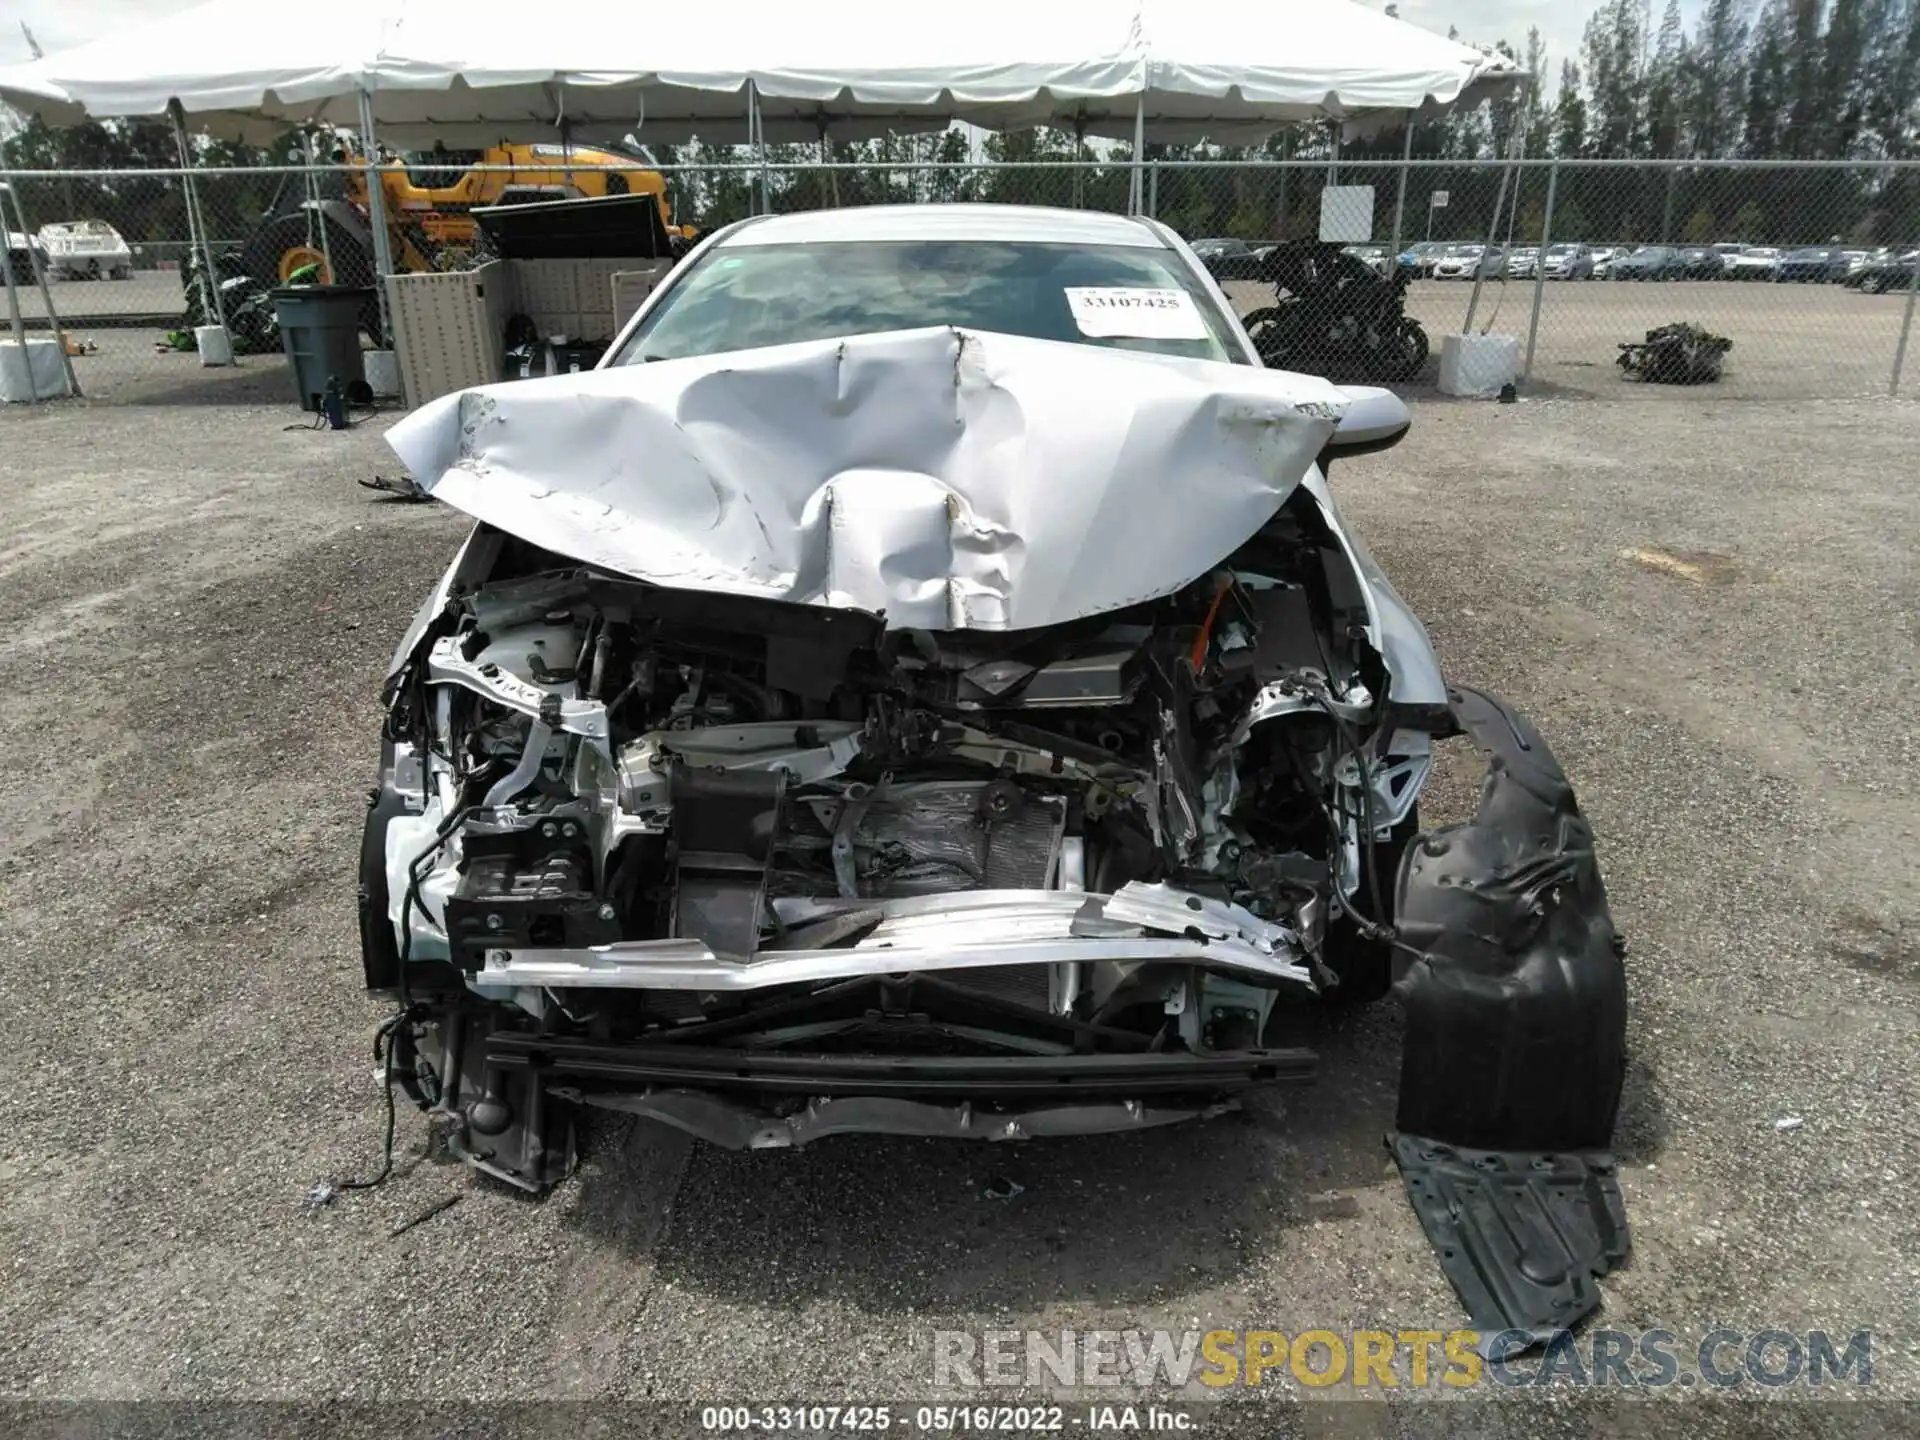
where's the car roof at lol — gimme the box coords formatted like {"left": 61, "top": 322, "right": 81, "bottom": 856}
{"left": 713, "top": 204, "right": 1170, "bottom": 250}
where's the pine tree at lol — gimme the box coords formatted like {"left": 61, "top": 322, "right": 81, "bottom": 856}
{"left": 1822, "top": 0, "right": 1872, "bottom": 154}
{"left": 1688, "top": 0, "right": 1751, "bottom": 158}
{"left": 1556, "top": 59, "right": 1590, "bottom": 155}
{"left": 1646, "top": 0, "right": 1688, "bottom": 156}
{"left": 1784, "top": 0, "right": 1828, "bottom": 156}
{"left": 1523, "top": 28, "right": 1555, "bottom": 156}
{"left": 1744, "top": 1, "right": 1790, "bottom": 157}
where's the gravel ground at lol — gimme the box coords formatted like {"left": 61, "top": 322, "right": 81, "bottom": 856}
{"left": 0, "top": 384, "right": 1915, "bottom": 1436}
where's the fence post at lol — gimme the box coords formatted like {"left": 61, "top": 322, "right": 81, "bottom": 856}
{"left": 1523, "top": 161, "right": 1560, "bottom": 382}
{"left": 355, "top": 90, "right": 398, "bottom": 348}
{"left": 1388, "top": 120, "right": 1413, "bottom": 260}
{"left": 1893, "top": 236, "right": 1920, "bottom": 396}
{"left": 1147, "top": 160, "right": 1159, "bottom": 218}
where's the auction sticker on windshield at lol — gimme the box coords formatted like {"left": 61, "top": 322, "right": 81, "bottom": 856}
{"left": 1065, "top": 287, "right": 1209, "bottom": 339}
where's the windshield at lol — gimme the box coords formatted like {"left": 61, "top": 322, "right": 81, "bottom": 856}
{"left": 614, "top": 239, "right": 1245, "bottom": 366}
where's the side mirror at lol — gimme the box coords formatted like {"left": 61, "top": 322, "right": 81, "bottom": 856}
{"left": 1318, "top": 386, "right": 1411, "bottom": 475}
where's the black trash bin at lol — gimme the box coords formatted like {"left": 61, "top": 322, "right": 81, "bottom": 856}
{"left": 273, "top": 285, "right": 372, "bottom": 410}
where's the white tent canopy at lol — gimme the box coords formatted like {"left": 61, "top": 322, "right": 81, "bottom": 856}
{"left": 0, "top": 0, "right": 1520, "bottom": 146}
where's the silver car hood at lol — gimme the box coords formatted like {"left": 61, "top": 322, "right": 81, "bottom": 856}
{"left": 385, "top": 326, "right": 1348, "bottom": 632}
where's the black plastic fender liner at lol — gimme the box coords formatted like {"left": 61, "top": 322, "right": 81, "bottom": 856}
{"left": 1388, "top": 686, "right": 1630, "bottom": 1339}
{"left": 1393, "top": 685, "right": 1628, "bottom": 1155}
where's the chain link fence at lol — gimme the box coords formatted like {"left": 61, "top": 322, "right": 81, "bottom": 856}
{"left": 3, "top": 157, "right": 1916, "bottom": 404}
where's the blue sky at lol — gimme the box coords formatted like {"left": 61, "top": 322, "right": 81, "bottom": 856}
{"left": 3, "top": 0, "right": 1719, "bottom": 76}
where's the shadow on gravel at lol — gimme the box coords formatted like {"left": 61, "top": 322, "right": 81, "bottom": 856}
{"left": 566, "top": 1003, "right": 1407, "bottom": 1313}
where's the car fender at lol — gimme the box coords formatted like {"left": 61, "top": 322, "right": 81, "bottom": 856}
{"left": 1294, "top": 468, "right": 1448, "bottom": 707}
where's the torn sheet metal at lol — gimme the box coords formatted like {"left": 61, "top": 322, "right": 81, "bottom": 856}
{"left": 385, "top": 326, "right": 1348, "bottom": 632}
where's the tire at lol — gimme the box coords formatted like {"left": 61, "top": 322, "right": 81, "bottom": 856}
{"left": 240, "top": 211, "right": 383, "bottom": 345}
{"left": 1240, "top": 305, "right": 1297, "bottom": 368}
{"left": 1388, "top": 316, "right": 1429, "bottom": 381}
{"left": 1320, "top": 810, "right": 1420, "bottom": 1007}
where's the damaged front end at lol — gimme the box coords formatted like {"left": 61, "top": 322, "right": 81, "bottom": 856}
{"left": 361, "top": 487, "right": 1441, "bottom": 1184}
{"left": 356, "top": 326, "right": 1629, "bottom": 1340}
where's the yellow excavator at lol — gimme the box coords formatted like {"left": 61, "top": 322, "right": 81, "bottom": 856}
{"left": 240, "top": 140, "right": 685, "bottom": 288}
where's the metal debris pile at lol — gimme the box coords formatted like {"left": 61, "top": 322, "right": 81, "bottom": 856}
{"left": 1617, "top": 322, "right": 1734, "bottom": 384}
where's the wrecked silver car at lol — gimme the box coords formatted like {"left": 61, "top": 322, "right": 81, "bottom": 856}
{"left": 359, "top": 206, "right": 1628, "bottom": 1339}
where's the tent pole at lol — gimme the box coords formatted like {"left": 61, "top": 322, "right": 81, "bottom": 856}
{"left": 0, "top": 182, "right": 34, "bottom": 399}
{"left": 1388, "top": 115, "right": 1413, "bottom": 259}
{"left": 306, "top": 133, "right": 334, "bottom": 279}
{"left": 170, "top": 102, "right": 231, "bottom": 359}
{"left": 1073, "top": 114, "right": 1086, "bottom": 209}
{"left": 0, "top": 181, "right": 81, "bottom": 397}
{"left": 817, "top": 118, "right": 840, "bottom": 208}
{"left": 1522, "top": 159, "right": 1559, "bottom": 381}
{"left": 1463, "top": 122, "right": 1523, "bottom": 334}
{"left": 1129, "top": 94, "right": 1145, "bottom": 215}
{"left": 355, "top": 89, "right": 397, "bottom": 347}
{"left": 747, "top": 81, "right": 768, "bottom": 216}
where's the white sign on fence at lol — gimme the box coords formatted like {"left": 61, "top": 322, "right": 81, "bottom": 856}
{"left": 1319, "top": 185, "right": 1376, "bottom": 243}
{"left": 1432, "top": 190, "right": 1451, "bottom": 208}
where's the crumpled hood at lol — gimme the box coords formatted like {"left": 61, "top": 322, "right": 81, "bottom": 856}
{"left": 386, "top": 326, "right": 1348, "bottom": 631}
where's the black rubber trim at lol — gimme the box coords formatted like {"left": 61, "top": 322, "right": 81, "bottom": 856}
{"left": 484, "top": 1034, "right": 1316, "bottom": 1099}
{"left": 1389, "top": 1132, "right": 1629, "bottom": 1345}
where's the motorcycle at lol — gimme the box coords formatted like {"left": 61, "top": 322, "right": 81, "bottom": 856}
{"left": 1238, "top": 240, "right": 1429, "bottom": 382}
{"left": 182, "top": 247, "right": 282, "bottom": 356}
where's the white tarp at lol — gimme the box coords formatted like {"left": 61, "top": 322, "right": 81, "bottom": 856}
{"left": 385, "top": 326, "right": 1347, "bottom": 632}
{"left": 0, "top": 0, "right": 1519, "bottom": 144}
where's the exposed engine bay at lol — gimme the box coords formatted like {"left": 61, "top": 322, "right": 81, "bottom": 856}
{"left": 366, "top": 487, "right": 1440, "bottom": 1176}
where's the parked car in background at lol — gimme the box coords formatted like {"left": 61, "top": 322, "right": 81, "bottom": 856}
{"left": 1678, "top": 247, "right": 1726, "bottom": 280}
{"left": 1722, "top": 246, "right": 1780, "bottom": 280}
{"left": 1341, "top": 243, "right": 1390, "bottom": 276}
{"left": 1395, "top": 240, "right": 1448, "bottom": 276}
{"left": 1536, "top": 243, "right": 1595, "bottom": 280}
{"left": 1849, "top": 249, "right": 1919, "bottom": 293}
{"left": 1504, "top": 246, "right": 1540, "bottom": 279}
{"left": 1429, "top": 243, "right": 1484, "bottom": 279}
{"left": 1777, "top": 246, "right": 1852, "bottom": 283}
{"left": 1589, "top": 245, "right": 1618, "bottom": 278}
{"left": 1190, "top": 236, "right": 1270, "bottom": 282}
{"left": 1610, "top": 245, "right": 1687, "bottom": 281}
{"left": 39, "top": 219, "right": 134, "bottom": 280}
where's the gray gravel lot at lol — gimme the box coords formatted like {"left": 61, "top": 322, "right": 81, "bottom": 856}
{"left": 0, "top": 382, "right": 1915, "bottom": 1435}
